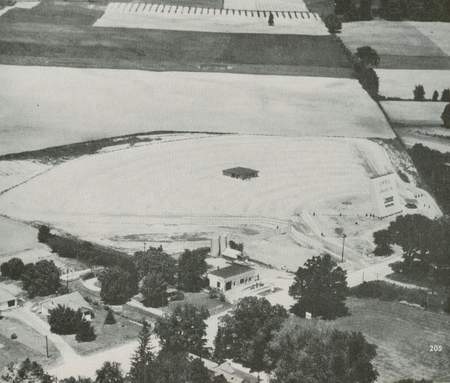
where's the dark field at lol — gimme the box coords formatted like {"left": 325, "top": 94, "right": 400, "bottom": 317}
{"left": 0, "top": 0, "right": 352, "bottom": 77}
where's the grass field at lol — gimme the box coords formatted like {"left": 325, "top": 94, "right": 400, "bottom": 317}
{"left": 0, "top": 67, "right": 392, "bottom": 155}
{"left": 381, "top": 101, "right": 446, "bottom": 126}
{"left": 0, "top": 0, "right": 351, "bottom": 75}
{"left": 333, "top": 298, "right": 450, "bottom": 382}
{"left": 341, "top": 21, "right": 450, "bottom": 70}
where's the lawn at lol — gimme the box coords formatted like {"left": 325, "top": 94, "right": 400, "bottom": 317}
{"left": 165, "top": 292, "right": 231, "bottom": 315}
{"left": 62, "top": 305, "right": 141, "bottom": 355}
{"left": 0, "top": 317, "right": 60, "bottom": 369}
{"left": 333, "top": 297, "right": 450, "bottom": 382}
{"left": 0, "top": 0, "right": 351, "bottom": 76}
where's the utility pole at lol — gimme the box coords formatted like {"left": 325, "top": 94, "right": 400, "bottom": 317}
{"left": 143, "top": 241, "right": 146, "bottom": 252}
{"left": 341, "top": 234, "right": 347, "bottom": 263}
{"left": 66, "top": 268, "right": 69, "bottom": 290}
{"left": 45, "top": 336, "right": 49, "bottom": 358}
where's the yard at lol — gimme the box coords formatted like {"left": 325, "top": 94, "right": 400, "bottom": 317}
{"left": 0, "top": 316, "right": 60, "bottom": 369}
{"left": 333, "top": 297, "right": 450, "bottom": 382}
{"left": 61, "top": 304, "right": 141, "bottom": 355}
{"left": 165, "top": 291, "right": 231, "bottom": 316}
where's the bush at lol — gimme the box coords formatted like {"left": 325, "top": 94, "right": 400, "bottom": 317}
{"left": 76, "top": 320, "right": 96, "bottom": 342}
{"left": 349, "top": 281, "right": 428, "bottom": 307}
{"left": 104, "top": 309, "right": 116, "bottom": 325}
{"left": 170, "top": 291, "right": 185, "bottom": 302}
{"left": 11, "top": 333, "right": 17, "bottom": 340}
{"left": 38, "top": 225, "right": 50, "bottom": 243}
{"left": 432, "top": 90, "right": 439, "bottom": 101}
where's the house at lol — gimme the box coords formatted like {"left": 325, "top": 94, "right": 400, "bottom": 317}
{"left": 40, "top": 291, "right": 93, "bottom": 321}
{"left": 208, "top": 264, "right": 258, "bottom": 293}
{"left": 222, "top": 167, "right": 258, "bottom": 180}
{"left": 0, "top": 287, "right": 19, "bottom": 312}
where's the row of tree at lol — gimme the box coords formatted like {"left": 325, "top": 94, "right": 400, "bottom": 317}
{"left": 1, "top": 257, "right": 61, "bottom": 298}
{"left": 413, "top": 86, "right": 450, "bottom": 102}
{"left": 373, "top": 214, "right": 450, "bottom": 287}
{"left": 99, "top": 247, "right": 208, "bottom": 306}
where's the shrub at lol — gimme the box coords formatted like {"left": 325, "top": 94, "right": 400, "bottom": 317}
{"left": 76, "top": 320, "right": 96, "bottom": 342}
{"left": 11, "top": 333, "right": 17, "bottom": 339}
{"left": 170, "top": 291, "right": 185, "bottom": 302}
{"left": 37, "top": 225, "right": 51, "bottom": 243}
{"left": 441, "top": 88, "right": 450, "bottom": 102}
{"left": 104, "top": 309, "right": 116, "bottom": 325}
{"left": 432, "top": 90, "right": 439, "bottom": 101}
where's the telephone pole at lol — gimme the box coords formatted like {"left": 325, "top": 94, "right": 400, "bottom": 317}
{"left": 341, "top": 234, "right": 347, "bottom": 263}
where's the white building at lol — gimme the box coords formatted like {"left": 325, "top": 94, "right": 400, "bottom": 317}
{"left": 208, "top": 264, "right": 258, "bottom": 293}
{"left": 0, "top": 287, "right": 18, "bottom": 312}
{"left": 370, "top": 173, "right": 403, "bottom": 218}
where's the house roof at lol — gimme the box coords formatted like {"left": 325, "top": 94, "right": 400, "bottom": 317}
{"left": 42, "top": 291, "right": 92, "bottom": 312}
{"left": 209, "top": 264, "right": 254, "bottom": 279}
{"left": 0, "top": 287, "right": 16, "bottom": 303}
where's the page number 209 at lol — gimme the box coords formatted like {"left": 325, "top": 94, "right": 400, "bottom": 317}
{"left": 429, "top": 344, "right": 443, "bottom": 352}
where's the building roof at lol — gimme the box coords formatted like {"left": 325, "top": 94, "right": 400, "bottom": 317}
{"left": 0, "top": 287, "right": 16, "bottom": 303}
{"left": 209, "top": 264, "right": 253, "bottom": 279}
{"left": 222, "top": 247, "right": 242, "bottom": 259}
{"left": 223, "top": 167, "right": 258, "bottom": 176}
{"left": 42, "top": 291, "right": 92, "bottom": 312}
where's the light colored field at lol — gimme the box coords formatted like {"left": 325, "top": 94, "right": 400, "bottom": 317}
{"left": 0, "top": 135, "right": 397, "bottom": 224}
{"left": 381, "top": 101, "right": 446, "bottom": 126}
{"left": 341, "top": 21, "right": 446, "bottom": 57}
{"left": 377, "top": 69, "right": 450, "bottom": 99}
{"left": 409, "top": 22, "right": 450, "bottom": 56}
{"left": 224, "top": 0, "right": 309, "bottom": 11}
{"left": 94, "top": 3, "right": 325, "bottom": 35}
{"left": 0, "top": 160, "right": 51, "bottom": 194}
{"left": 395, "top": 127, "right": 450, "bottom": 153}
{"left": 0, "top": 65, "right": 393, "bottom": 155}
{"left": 0, "top": 1, "right": 38, "bottom": 17}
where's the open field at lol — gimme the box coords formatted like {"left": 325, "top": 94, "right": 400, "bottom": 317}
{"left": 377, "top": 69, "right": 450, "bottom": 99}
{"left": 409, "top": 22, "right": 450, "bottom": 56}
{"left": 0, "top": 0, "right": 351, "bottom": 75}
{"left": 341, "top": 21, "right": 450, "bottom": 69}
{"left": 94, "top": 3, "right": 326, "bottom": 35}
{"left": 0, "top": 135, "right": 399, "bottom": 222}
{"left": 381, "top": 101, "right": 447, "bottom": 126}
{"left": 394, "top": 127, "right": 450, "bottom": 153}
{"left": 0, "top": 66, "right": 392, "bottom": 155}
{"left": 333, "top": 298, "right": 450, "bottom": 382}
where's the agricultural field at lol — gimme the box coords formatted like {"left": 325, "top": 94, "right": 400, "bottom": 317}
{"left": 340, "top": 21, "right": 450, "bottom": 69}
{"left": 377, "top": 69, "right": 450, "bottom": 99}
{"left": 381, "top": 101, "right": 447, "bottom": 126}
{"left": 0, "top": 65, "right": 392, "bottom": 155}
{"left": 333, "top": 298, "right": 450, "bottom": 382}
{"left": 0, "top": 0, "right": 351, "bottom": 76}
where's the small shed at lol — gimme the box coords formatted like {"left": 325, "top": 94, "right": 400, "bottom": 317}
{"left": 222, "top": 167, "right": 258, "bottom": 180}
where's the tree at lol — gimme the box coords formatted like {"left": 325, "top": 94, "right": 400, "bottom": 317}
{"left": 413, "top": 85, "right": 426, "bottom": 100}
{"left": 104, "top": 309, "right": 116, "bottom": 325}
{"left": 214, "top": 296, "right": 288, "bottom": 375}
{"left": 324, "top": 14, "right": 342, "bottom": 33}
{"left": 133, "top": 246, "right": 176, "bottom": 283}
{"left": 359, "top": 68, "right": 379, "bottom": 99}
{"left": 98, "top": 267, "right": 138, "bottom": 305}
{"left": 432, "top": 90, "right": 439, "bottom": 101}
{"left": 21, "top": 260, "right": 61, "bottom": 298}
{"left": 356, "top": 46, "right": 380, "bottom": 67}
{"left": 289, "top": 254, "right": 349, "bottom": 319}
{"left": 1, "top": 257, "right": 25, "bottom": 279}
{"left": 129, "top": 321, "right": 154, "bottom": 383}
{"left": 177, "top": 248, "right": 208, "bottom": 292}
{"left": 141, "top": 272, "right": 168, "bottom": 308}
{"left": 267, "top": 318, "right": 378, "bottom": 383}
{"left": 38, "top": 225, "right": 51, "bottom": 243}
{"left": 189, "top": 358, "right": 211, "bottom": 383}
{"left": 95, "top": 362, "right": 124, "bottom": 383}
{"left": 373, "top": 229, "right": 394, "bottom": 256}
{"left": 1, "top": 359, "right": 54, "bottom": 383}
{"left": 76, "top": 320, "right": 96, "bottom": 342}
{"left": 359, "top": 0, "right": 372, "bottom": 20}
{"left": 155, "top": 303, "right": 210, "bottom": 356}
{"left": 441, "top": 88, "right": 450, "bottom": 102}
{"left": 441, "top": 103, "right": 450, "bottom": 128}
{"left": 48, "top": 305, "right": 83, "bottom": 334}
